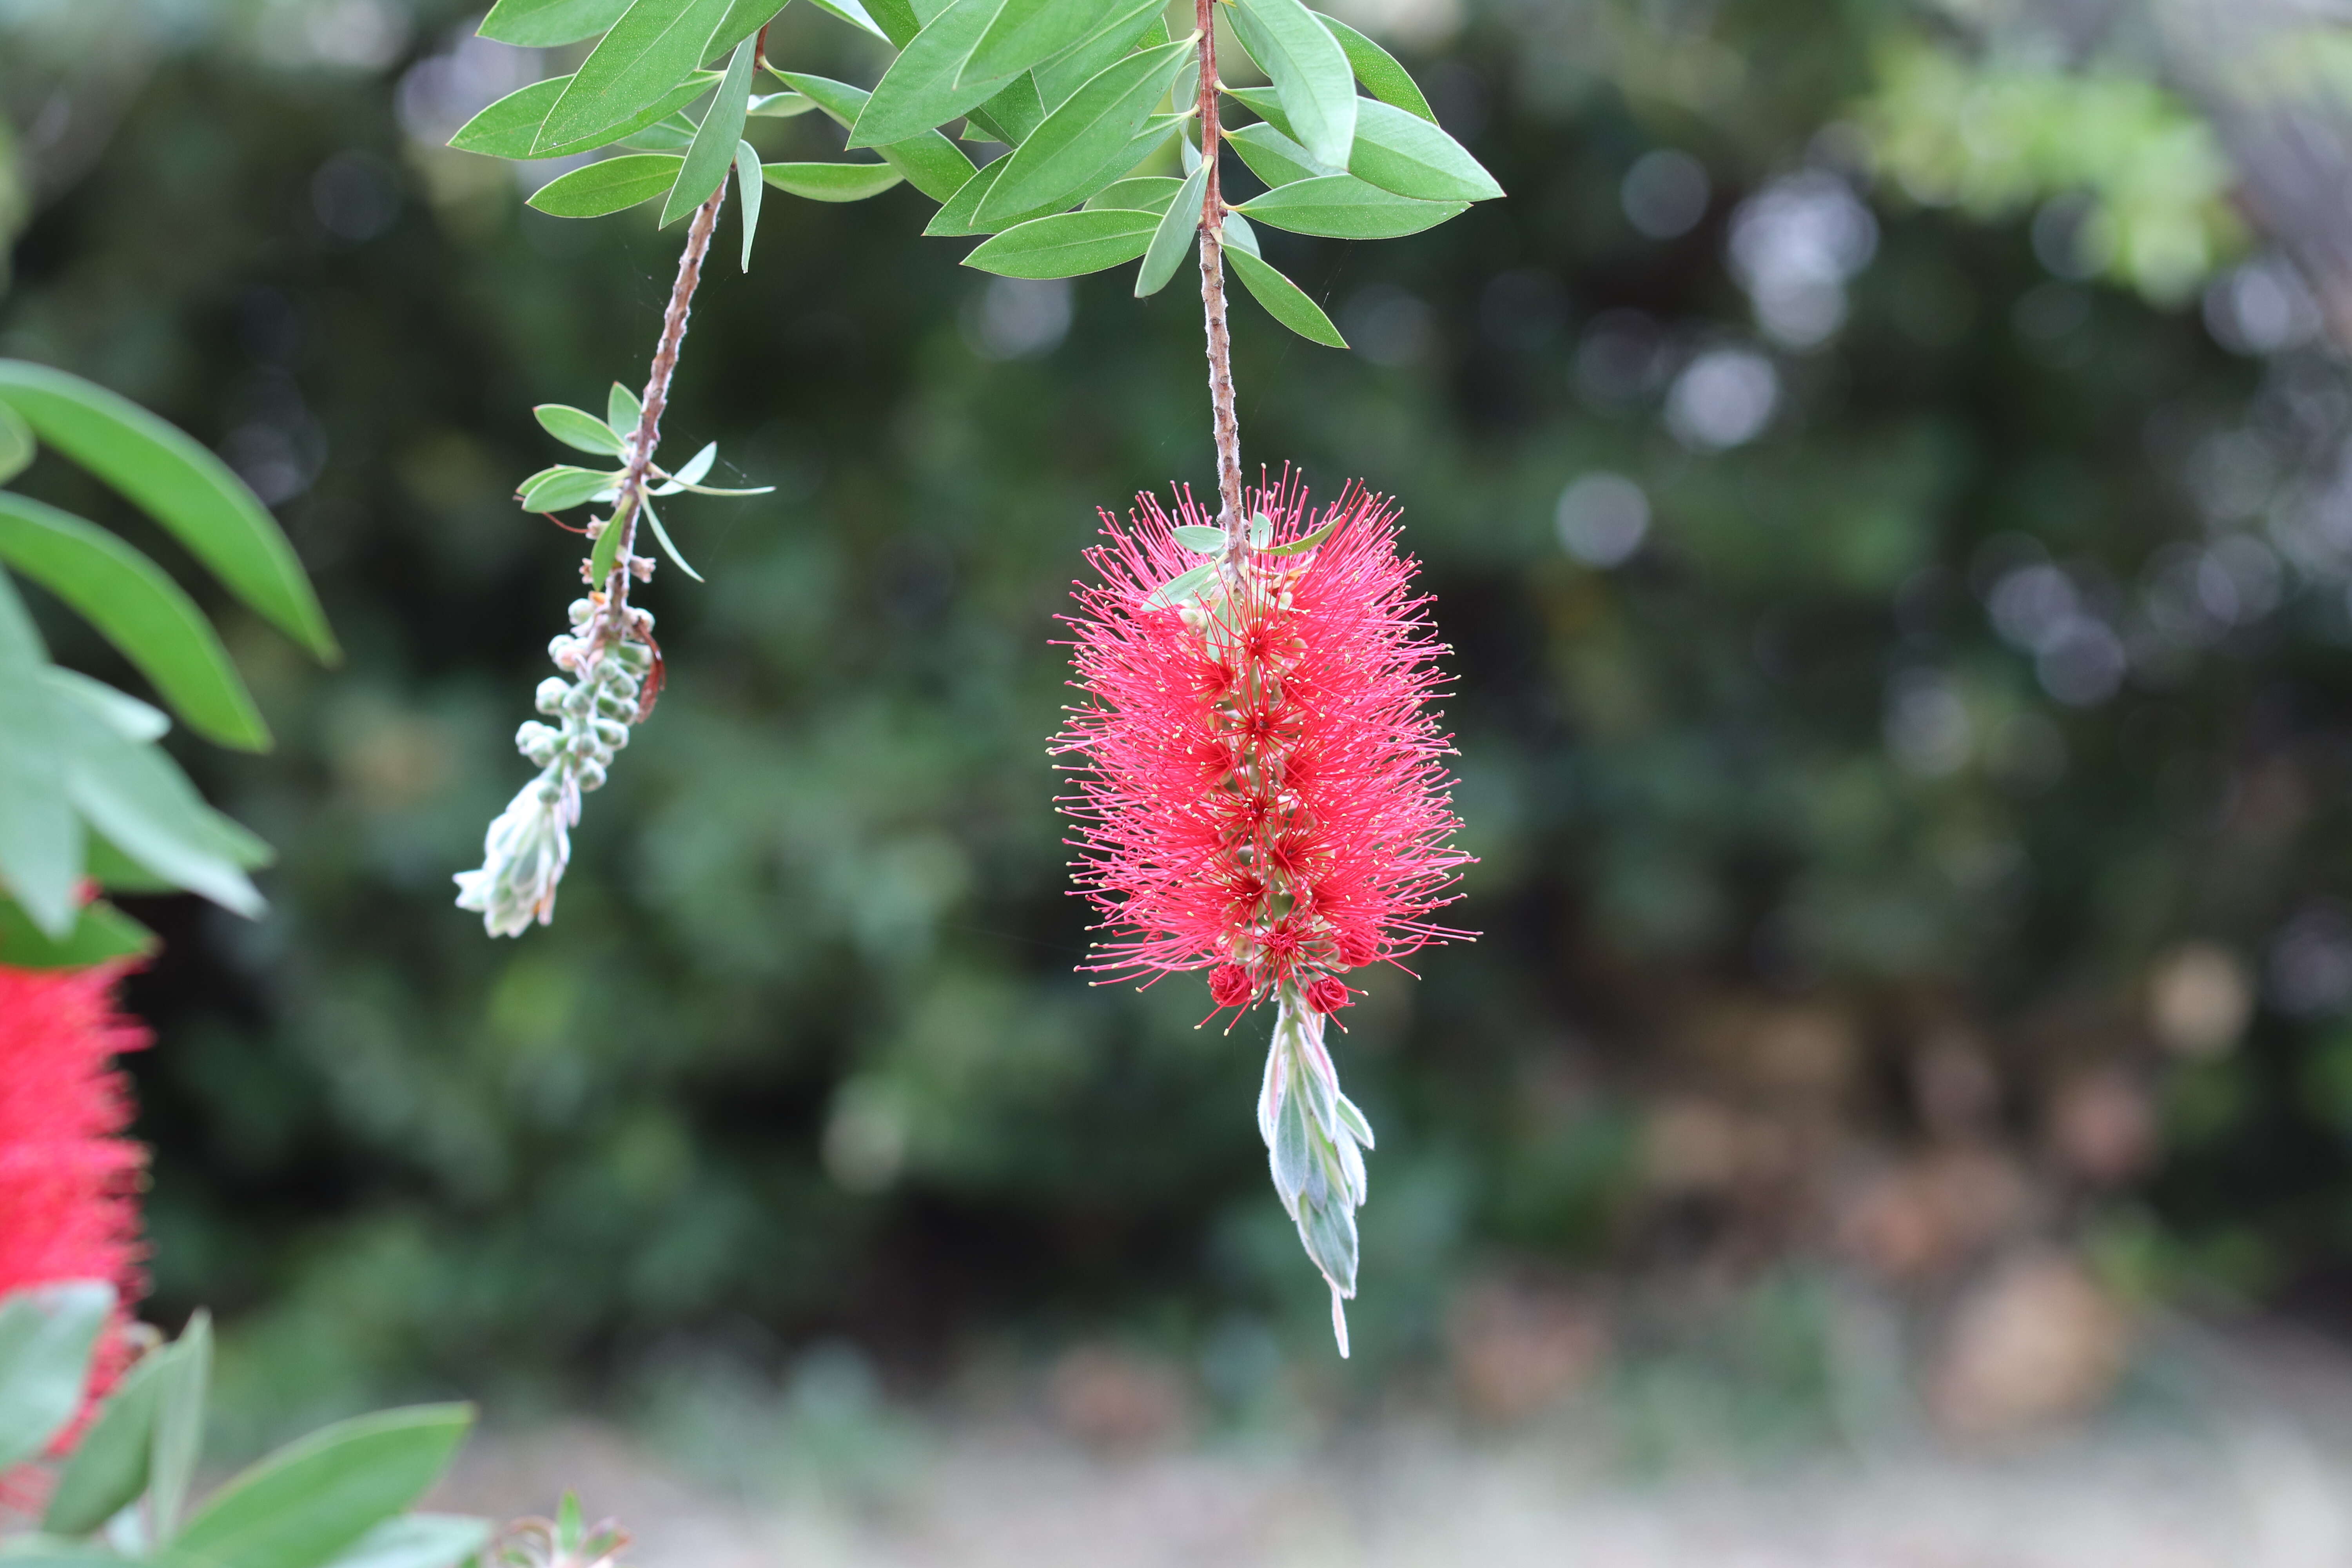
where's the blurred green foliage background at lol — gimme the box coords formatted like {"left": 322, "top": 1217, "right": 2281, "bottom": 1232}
{"left": 9, "top": 0, "right": 2352, "bottom": 1442}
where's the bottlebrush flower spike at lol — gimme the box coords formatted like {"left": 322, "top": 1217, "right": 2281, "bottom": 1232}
{"left": 1056, "top": 477, "right": 1470, "bottom": 1353}
{"left": 0, "top": 962, "right": 150, "bottom": 1458}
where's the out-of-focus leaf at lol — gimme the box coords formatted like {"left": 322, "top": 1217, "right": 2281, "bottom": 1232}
{"left": 534, "top": 0, "right": 732, "bottom": 153}
{"left": 588, "top": 512, "right": 625, "bottom": 585}
{"left": 662, "top": 34, "right": 757, "bottom": 226}
{"left": 1134, "top": 160, "right": 1206, "bottom": 297}
{"left": 162, "top": 1405, "right": 474, "bottom": 1568}
{"left": 637, "top": 499, "right": 702, "bottom": 582}
{"left": 0, "top": 361, "right": 338, "bottom": 663}
{"left": 1348, "top": 99, "right": 1501, "bottom": 201}
{"left": 149, "top": 1311, "right": 212, "bottom": 1544}
{"left": 519, "top": 467, "right": 624, "bottom": 511}
{"left": 534, "top": 405, "right": 625, "bottom": 455}
{"left": 44, "top": 1343, "right": 170, "bottom": 1537}
{"left": 775, "top": 72, "right": 976, "bottom": 200}
{"left": 1237, "top": 174, "right": 1463, "bottom": 237}
{"left": 0, "top": 398, "right": 31, "bottom": 484}
{"left": 734, "top": 140, "right": 763, "bottom": 270}
{"left": 847, "top": 0, "right": 1015, "bottom": 150}
{"left": 963, "top": 208, "right": 1156, "bottom": 277}
{"left": 607, "top": 382, "right": 642, "bottom": 435}
{"left": 454, "top": 75, "right": 711, "bottom": 159}
{"left": 807, "top": 0, "right": 889, "bottom": 38}
{"left": 0, "top": 896, "right": 156, "bottom": 970}
{"left": 760, "top": 162, "right": 906, "bottom": 201}
{"left": 1174, "top": 524, "right": 1225, "bottom": 554}
{"left": 1313, "top": 11, "right": 1433, "bottom": 120}
{"left": 319, "top": 1517, "right": 492, "bottom": 1568}
{"left": 528, "top": 154, "right": 685, "bottom": 217}
{"left": 1227, "top": 121, "right": 1334, "bottom": 187}
{"left": 0, "top": 1283, "right": 113, "bottom": 1471}
{"left": 1230, "top": 0, "right": 1354, "bottom": 169}
{"left": 1225, "top": 244, "right": 1347, "bottom": 346}
{"left": 477, "top": 0, "right": 631, "bottom": 46}
{"left": 0, "top": 494, "right": 269, "bottom": 750}
{"left": 974, "top": 40, "right": 1189, "bottom": 225}
{"left": 0, "top": 570, "right": 77, "bottom": 937}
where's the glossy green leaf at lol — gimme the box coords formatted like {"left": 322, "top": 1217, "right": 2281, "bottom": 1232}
{"left": 1348, "top": 99, "right": 1501, "bottom": 201}
{"left": 963, "top": 0, "right": 1123, "bottom": 88}
{"left": 1030, "top": 0, "right": 1162, "bottom": 106}
{"left": 47, "top": 669, "right": 269, "bottom": 918}
{"left": 1225, "top": 244, "right": 1347, "bottom": 347}
{"left": 453, "top": 74, "right": 712, "bottom": 160}
{"left": 808, "top": 0, "right": 889, "bottom": 38}
{"left": 534, "top": 404, "right": 624, "bottom": 456}
{"left": 1230, "top": 0, "right": 1354, "bottom": 169}
{"left": 0, "top": 399, "right": 32, "bottom": 484}
{"left": 478, "top": 0, "right": 631, "bottom": 45}
{"left": 164, "top": 1405, "right": 474, "bottom": 1568}
{"left": 772, "top": 73, "right": 976, "bottom": 200}
{"left": 321, "top": 1516, "right": 492, "bottom": 1568}
{"left": 1237, "top": 174, "right": 1463, "bottom": 237}
{"left": 974, "top": 40, "right": 1189, "bottom": 225}
{"left": 44, "top": 1342, "right": 170, "bottom": 1536}
{"left": 1134, "top": 160, "right": 1206, "bottom": 297}
{"left": 608, "top": 381, "right": 643, "bottom": 435}
{"left": 734, "top": 140, "right": 762, "bottom": 270}
{"left": 662, "top": 34, "right": 757, "bottom": 225}
{"left": 519, "top": 467, "right": 623, "bottom": 511}
{"left": 0, "top": 494, "right": 269, "bottom": 750}
{"left": 0, "top": 1283, "right": 113, "bottom": 1470}
{"left": 528, "top": 154, "right": 685, "bottom": 217}
{"left": 846, "top": 0, "right": 1015, "bottom": 150}
{"left": 0, "top": 571, "right": 79, "bottom": 937}
{"left": 0, "top": 895, "right": 156, "bottom": 969}
{"left": 1086, "top": 175, "right": 1183, "bottom": 212}
{"left": 760, "top": 162, "right": 906, "bottom": 201}
{"left": 1227, "top": 121, "right": 1334, "bottom": 187}
{"left": 637, "top": 498, "right": 702, "bottom": 582}
{"left": 964, "top": 207, "right": 1156, "bottom": 277}
{"left": 588, "top": 512, "right": 625, "bottom": 586}
{"left": 0, "top": 361, "right": 337, "bottom": 662}
{"left": 534, "top": 0, "right": 732, "bottom": 153}
{"left": 149, "top": 1311, "right": 212, "bottom": 1543}
{"left": 1313, "top": 11, "right": 1434, "bottom": 120}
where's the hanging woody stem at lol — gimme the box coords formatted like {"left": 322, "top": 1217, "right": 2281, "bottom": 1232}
{"left": 1195, "top": 0, "right": 1245, "bottom": 553}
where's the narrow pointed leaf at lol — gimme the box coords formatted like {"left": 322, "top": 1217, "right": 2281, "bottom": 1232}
{"left": 528, "top": 154, "right": 684, "bottom": 217}
{"left": 706, "top": 0, "right": 780, "bottom": 56}
{"left": 0, "top": 400, "right": 31, "bottom": 485}
{"left": 1225, "top": 84, "right": 1294, "bottom": 140}
{"left": 846, "top": 0, "right": 1014, "bottom": 149}
{"left": 1086, "top": 174, "right": 1182, "bottom": 212}
{"left": 1237, "top": 173, "right": 1462, "bottom": 238}
{"left": 534, "top": 0, "right": 732, "bottom": 153}
{"left": 858, "top": 0, "right": 918, "bottom": 44}
{"left": 1226, "top": 245, "right": 1347, "bottom": 346}
{"left": 661, "top": 34, "right": 757, "bottom": 225}
{"left": 970, "top": 73, "right": 1044, "bottom": 143}
{"left": 607, "top": 382, "right": 643, "bottom": 434}
{"left": 519, "top": 466, "right": 625, "bottom": 511}
{"left": 1230, "top": 0, "right": 1355, "bottom": 169}
{"left": 164, "top": 1405, "right": 474, "bottom": 1568}
{"left": 478, "top": 0, "right": 631, "bottom": 46}
{"left": 776, "top": 70, "right": 976, "bottom": 200}
{"left": 963, "top": 208, "right": 1156, "bottom": 277}
{"left": 760, "top": 162, "right": 904, "bottom": 201}
{"left": 974, "top": 39, "right": 1190, "bottom": 225}
{"left": 0, "top": 494, "right": 270, "bottom": 749}
{"left": 0, "top": 576, "right": 77, "bottom": 938}
{"left": 617, "top": 111, "right": 698, "bottom": 150}
{"left": 453, "top": 74, "right": 712, "bottom": 160}
{"left": 924, "top": 160, "right": 1072, "bottom": 234}
{"left": 1143, "top": 561, "right": 1217, "bottom": 609}
{"left": 44, "top": 1343, "right": 170, "bottom": 1536}
{"left": 964, "top": 0, "right": 1123, "bottom": 87}
{"left": 588, "top": 512, "right": 624, "bottom": 586}
{"left": 0, "top": 1283, "right": 113, "bottom": 1470}
{"left": 734, "top": 140, "right": 762, "bottom": 270}
{"left": 638, "top": 500, "right": 703, "bottom": 582}
{"left": 670, "top": 442, "right": 718, "bottom": 486}
{"left": 1227, "top": 121, "right": 1334, "bottom": 187}
{"left": 747, "top": 90, "right": 817, "bottom": 117}
{"left": 1134, "top": 159, "right": 1206, "bottom": 297}
{"left": 1030, "top": 0, "right": 1163, "bottom": 106}
{"left": 1173, "top": 525, "right": 1224, "bottom": 554}
{"left": 0, "top": 895, "right": 156, "bottom": 969}
{"left": 1223, "top": 211, "right": 1261, "bottom": 255}
{"left": 1314, "top": 11, "right": 1434, "bottom": 120}
{"left": 1348, "top": 98, "right": 1500, "bottom": 201}
{"left": 534, "top": 404, "right": 624, "bottom": 455}
{"left": 0, "top": 361, "right": 337, "bottom": 662}
{"left": 150, "top": 1310, "right": 212, "bottom": 1543}
{"left": 808, "top": 0, "right": 889, "bottom": 38}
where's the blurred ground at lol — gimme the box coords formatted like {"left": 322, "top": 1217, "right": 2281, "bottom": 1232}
{"left": 435, "top": 1323, "right": 2352, "bottom": 1568}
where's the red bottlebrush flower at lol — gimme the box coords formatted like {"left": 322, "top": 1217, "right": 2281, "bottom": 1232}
{"left": 1056, "top": 475, "right": 1470, "bottom": 1356}
{"left": 0, "top": 962, "right": 150, "bottom": 1458}
{"left": 1055, "top": 476, "right": 1470, "bottom": 997}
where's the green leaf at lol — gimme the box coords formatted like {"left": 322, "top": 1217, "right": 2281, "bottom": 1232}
{"left": 1030, "top": 0, "right": 1162, "bottom": 106}
{"left": 0, "top": 399, "right": 32, "bottom": 485}
{"left": 0, "top": 1283, "right": 113, "bottom": 1471}
{"left": 746, "top": 90, "right": 817, "bottom": 117}
{"left": 1173, "top": 525, "right": 1224, "bottom": 554}
{"left": 44, "top": 1343, "right": 169, "bottom": 1536}
{"left": 519, "top": 467, "right": 623, "bottom": 512}
{"left": 320, "top": 1517, "right": 492, "bottom": 1568}
{"left": 846, "top": 0, "right": 1016, "bottom": 150}
{"left": 0, "top": 494, "right": 270, "bottom": 750}
{"left": 1230, "top": 0, "right": 1355, "bottom": 169}
{"left": 1134, "top": 159, "right": 1206, "bottom": 297}
{"left": 1226, "top": 245, "right": 1347, "bottom": 346}
{"left": 1086, "top": 175, "right": 1182, "bottom": 212}
{"left": 534, "top": 405, "right": 624, "bottom": 456}
{"left": 662, "top": 34, "right": 757, "bottom": 226}
{"left": 964, "top": 73, "right": 1042, "bottom": 145}
{"left": 0, "top": 895, "right": 157, "bottom": 969}
{"left": 478, "top": 0, "right": 632, "bottom": 46}
{"left": 857, "top": 0, "right": 918, "bottom": 44}
{"left": 760, "top": 162, "right": 905, "bottom": 201}
{"left": 47, "top": 670, "right": 269, "bottom": 918}
{"left": 588, "top": 512, "right": 624, "bottom": 586}
{"left": 163, "top": 1405, "right": 474, "bottom": 1568}
{"left": 1142, "top": 561, "right": 1217, "bottom": 610}
{"left": 0, "top": 360, "right": 338, "bottom": 663}
{"left": 1236, "top": 173, "right": 1463, "bottom": 238}
{"left": 1348, "top": 98, "right": 1500, "bottom": 201}
{"left": 924, "top": 160, "right": 1008, "bottom": 235}
{"left": 0, "top": 572, "right": 78, "bottom": 938}
{"left": 607, "top": 382, "right": 643, "bottom": 435}
{"left": 706, "top": 0, "right": 781, "bottom": 57}
{"left": 772, "top": 73, "right": 976, "bottom": 200}
{"left": 1227, "top": 121, "right": 1334, "bottom": 188}
{"left": 150, "top": 1311, "right": 213, "bottom": 1544}
{"left": 734, "top": 140, "right": 763, "bottom": 270}
{"left": 1312, "top": 11, "right": 1433, "bottom": 120}
{"left": 452, "top": 74, "right": 713, "bottom": 160}
{"left": 636, "top": 498, "right": 702, "bottom": 582}
{"left": 1223, "top": 210, "right": 1261, "bottom": 255}
{"left": 963, "top": 208, "right": 1156, "bottom": 277}
{"left": 528, "top": 154, "right": 685, "bottom": 217}
{"left": 974, "top": 39, "right": 1190, "bottom": 225}
{"left": 534, "top": 0, "right": 732, "bottom": 154}
{"left": 964, "top": 0, "right": 1123, "bottom": 88}
{"left": 616, "top": 111, "right": 697, "bottom": 151}
{"left": 808, "top": 0, "right": 889, "bottom": 38}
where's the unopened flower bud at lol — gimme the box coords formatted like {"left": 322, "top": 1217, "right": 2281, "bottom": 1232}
{"left": 1305, "top": 976, "right": 1352, "bottom": 1014}
{"left": 1209, "top": 964, "right": 1254, "bottom": 1009}
{"left": 568, "top": 598, "right": 596, "bottom": 627}
{"left": 575, "top": 760, "right": 608, "bottom": 790}
{"left": 591, "top": 717, "right": 630, "bottom": 749}
{"left": 534, "top": 678, "right": 570, "bottom": 715}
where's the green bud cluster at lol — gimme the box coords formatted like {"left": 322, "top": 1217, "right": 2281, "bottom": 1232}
{"left": 1258, "top": 982, "right": 1376, "bottom": 1357}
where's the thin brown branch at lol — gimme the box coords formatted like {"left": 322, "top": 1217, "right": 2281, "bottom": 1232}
{"left": 1196, "top": 0, "right": 1245, "bottom": 552}
{"left": 595, "top": 180, "right": 728, "bottom": 647}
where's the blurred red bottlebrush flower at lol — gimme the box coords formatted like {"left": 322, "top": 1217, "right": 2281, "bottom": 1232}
{"left": 0, "top": 962, "right": 150, "bottom": 1454}
{"left": 1056, "top": 477, "right": 1470, "bottom": 1352}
